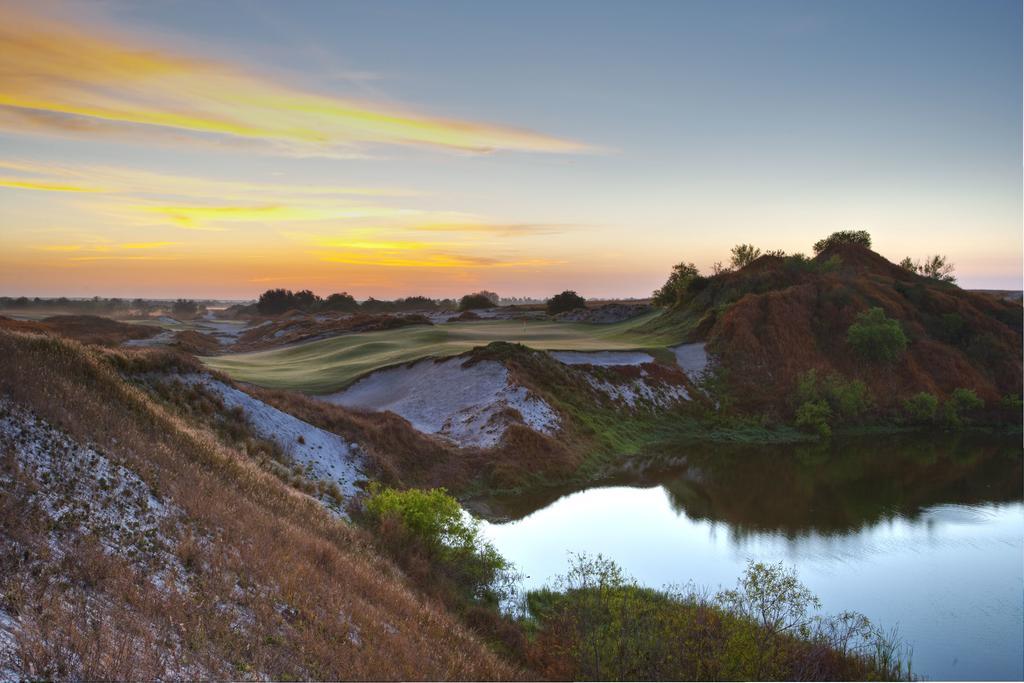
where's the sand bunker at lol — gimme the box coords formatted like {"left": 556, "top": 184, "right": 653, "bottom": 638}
{"left": 324, "top": 357, "right": 559, "bottom": 449}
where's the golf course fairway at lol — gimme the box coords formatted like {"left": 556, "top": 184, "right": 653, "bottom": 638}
{"left": 203, "top": 313, "right": 683, "bottom": 394}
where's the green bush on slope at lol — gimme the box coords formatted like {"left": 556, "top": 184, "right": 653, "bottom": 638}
{"left": 846, "top": 307, "right": 908, "bottom": 363}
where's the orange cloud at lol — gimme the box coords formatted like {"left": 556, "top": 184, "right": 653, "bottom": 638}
{"left": 0, "top": 9, "right": 591, "bottom": 154}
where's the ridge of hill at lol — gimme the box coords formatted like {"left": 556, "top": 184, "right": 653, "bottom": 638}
{"left": 671, "top": 243, "right": 1022, "bottom": 418}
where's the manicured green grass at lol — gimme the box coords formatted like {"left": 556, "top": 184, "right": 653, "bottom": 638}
{"left": 203, "top": 313, "right": 683, "bottom": 393}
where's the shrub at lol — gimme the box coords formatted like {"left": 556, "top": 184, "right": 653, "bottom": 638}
{"left": 1000, "top": 394, "right": 1023, "bottom": 412}
{"left": 653, "top": 261, "right": 699, "bottom": 307}
{"left": 901, "top": 393, "right": 937, "bottom": 423}
{"left": 546, "top": 290, "right": 587, "bottom": 315}
{"left": 795, "top": 369, "right": 872, "bottom": 423}
{"left": 846, "top": 307, "right": 907, "bottom": 363}
{"left": 364, "top": 486, "right": 515, "bottom": 605}
{"left": 900, "top": 255, "right": 956, "bottom": 283}
{"left": 730, "top": 244, "right": 762, "bottom": 269}
{"left": 795, "top": 400, "right": 832, "bottom": 438}
{"left": 527, "top": 556, "right": 910, "bottom": 681}
{"left": 942, "top": 388, "right": 984, "bottom": 427}
{"left": 902, "top": 392, "right": 938, "bottom": 424}
{"left": 813, "top": 230, "right": 872, "bottom": 254}
{"left": 459, "top": 293, "right": 496, "bottom": 311}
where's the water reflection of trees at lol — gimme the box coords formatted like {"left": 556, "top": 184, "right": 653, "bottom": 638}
{"left": 657, "top": 433, "right": 1022, "bottom": 537}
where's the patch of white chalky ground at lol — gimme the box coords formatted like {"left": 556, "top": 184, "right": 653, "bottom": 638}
{"left": 189, "top": 376, "right": 367, "bottom": 501}
{"left": 324, "top": 357, "right": 560, "bottom": 449}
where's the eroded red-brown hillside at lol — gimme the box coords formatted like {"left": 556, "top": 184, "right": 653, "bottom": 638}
{"left": 690, "top": 243, "right": 1021, "bottom": 415}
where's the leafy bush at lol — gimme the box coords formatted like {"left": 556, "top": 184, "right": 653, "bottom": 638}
{"left": 795, "top": 399, "right": 832, "bottom": 438}
{"left": 730, "top": 244, "right": 763, "bottom": 269}
{"left": 546, "top": 290, "right": 587, "bottom": 314}
{"left": 899, "top": 255, "right": 956, "bottom": 283}
{"left": 1000, "top": 394, "right": 1023, "bottom": 412}
{"left": 526, "top": 555, "right": 912, "bottom": 681}
{"left": 364, "top": 486, "right": 515, "bottom": 605}
{"left": 795, "top": 369, "right": 872, "bottom": 426}
{"left": 653, "top": 261, "right": 699, "bottom": 307}
{"left": 459, "top": 293, "right": 496, "bottom": 311}
{"left": 942, "top": 388, "right": 984, "bottom": 427}
{"left": 813, "top": 230, "right": 872, "bottom": 254}
{"left": 846, "top": 307, "right": 907, "bottom": 363}
{"left": 902, "top": 392, "right": 938, "bottom": 424}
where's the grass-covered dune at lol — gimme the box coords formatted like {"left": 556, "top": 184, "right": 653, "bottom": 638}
{"left": 0, "top": 329, "right": 519, "bottom": 679}
{"left": 203, "top": 313, "right": 682, "bottom": 394}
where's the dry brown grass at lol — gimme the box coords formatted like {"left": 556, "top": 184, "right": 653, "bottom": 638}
{"left": 0, "top": 329, "right": 521, "bottom": 680}
{"left": 1, "top": 314, "right": 164, "bottom": 346}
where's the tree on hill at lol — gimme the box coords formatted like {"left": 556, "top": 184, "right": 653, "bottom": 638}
{"left": 899, "top": 255, "right": 956, "bottom": 283}
{"left": 813, "top": 230, "right": 872, "bottom": 254}
{"left": 459, "top": 293, "right": 495, "bottom": 311}
{"left": 292, "top": 289, "right": 321, "bottom": 311}
{"left": 653, "top": 262, "right": 699, "bottom": 307}
{"left": 322, "top": 292, "right": 359, "bottom": 312}
{"left": 546, "top": 290, "right": 587, "bottom": 314}
{"left": 477, "top": 290, "right": 500, "bottom": 305}
{"left": 730, "top": 244, "right": 763, "bottom": 269}
{"left": 256, "top": 288, "right": 320, "bottom": 315}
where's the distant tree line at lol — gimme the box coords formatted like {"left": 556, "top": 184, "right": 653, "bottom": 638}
{"left": 254, "top": 288, "right": 595, "bottom": 317}
{"left": 0, "top": 296, "right": 208, "bottom": 318}
{"left": 255, "top": 288, "right": 476, "bottom": 315}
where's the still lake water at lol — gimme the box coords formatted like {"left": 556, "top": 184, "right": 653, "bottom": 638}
{"left": 479, "top": 434, "right": 1023, "bottom": 681}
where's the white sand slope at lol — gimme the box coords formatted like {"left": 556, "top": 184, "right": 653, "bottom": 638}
{"left": 584, "top": 370, "right": 690, "bottom": 409}
{"left": 672, "top": 343, "right": 711, "bottom": 381}
{"left": 0, "top": 398, "right": 181, "bottom": 564}
{"left": 550, "top": 350, "right": 654, "bottom": 366}
{"left": 324, "top": 357, "right": 560, "bottom": 449}
{"left": 194, "top": 377, "right": 366, "bottom": 502}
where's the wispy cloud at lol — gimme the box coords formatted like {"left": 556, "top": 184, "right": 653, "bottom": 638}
{"left": 0, "top": 7, "right": 592, "bottom": 155}
{"left": 0, "top": 178, "right": 102, "bottom": 193}
{"left": 0, "top": 159, "right": 421, "bottom": 199}
{"left": 408, "top": 221, "right": 574, "bottom": 236}
{"left": 315, "top": 250, "right": 562, "bottom": 269}
{"left": 36, "top": 241, "right": 178, "bottom": 252}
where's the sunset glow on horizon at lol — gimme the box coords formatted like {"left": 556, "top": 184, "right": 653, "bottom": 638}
{"left": 2, "top": 0, "right": 1020, "bottom": 299}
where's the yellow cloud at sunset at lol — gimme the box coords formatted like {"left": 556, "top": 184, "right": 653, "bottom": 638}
{"left": 0, "top": 178, "right": 102, "bottom": 193}
{"left": 0, "top": 9, "right": 591, "bottom": 154}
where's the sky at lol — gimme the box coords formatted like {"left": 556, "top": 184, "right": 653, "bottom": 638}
{"left": 1, "top": 0, "right": 1021, "bottom": 300}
